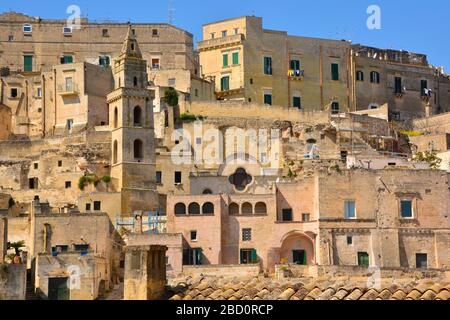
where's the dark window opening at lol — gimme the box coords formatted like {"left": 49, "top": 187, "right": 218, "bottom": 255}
{"left": 133, "top": 139, "right": 143, "bottom": 159}
{"left": 156, "top": 171, "right": 162, "bottom": 184}
{"left": 29, "top": 177, "right": 38, "bottom": 190}
{"left": 174, "top": 203, "right": 186, "bottom": 215}
{"left": 202, "top": 202, "right": 214, "bottom": 214}
{"left": 85, "top": 203, "right": 91, "bottom": 211}
{"left": 282, "top": 209, "right": 293, "bottom": 222}
{"left": 65, "top": 181, "right": 71, "bottom": 189}
{"left": 190, "top": 231, "right": 197, "bottom": 241}
{"left": 183, "top": 248, "right": 203, "bottom": 265}
{"left": 240, "top": 249, "right": 257, "bottom": 264}
{"left": 174, "top": 171, "right": 182, "bottom": 184}
{"left": 188, "top": 203, "right": 200, "bottom": 215}
{"left": 93, "top": 201, "right": 101, "bottom": 211}
{"left": 347, "top": 235, "right": 353, "bottom": 245}
{"left": 10, "top": 88, "right": 18, "bottom": 98}
{"left": 133, "top": 106, "right": 142, "bottom": 126}
{"left": 242, "top": 228, "right": 252, "bottom": 241}
{"left": 331, "top": 63, "right": 339, "bottom": 81}
{"left": 416, "top": 253, "right": 428, "bottom": 269}
{"left": 302, "top": 213, "right": 310, "bottom": 222}
{"left": 394, "top": 77, "right": 403, "bottom": 94}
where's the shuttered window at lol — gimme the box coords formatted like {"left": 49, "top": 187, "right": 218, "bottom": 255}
{"left": 60, "top": 55, "right": 73, "bottom": 64}
{"left": 24, "top": 55, "right": 33, "bottom": 72}
{"left": 223, "top": 53, "right": 229, "bottom": 67}
{"left": 264, "top": 56, "right": 272, "bottom": 75}
{"left": 331, "top": 63, "right": 339, "bottom": 80}
{"left": 358, "top": 252, "right": 369, "bottom": 267}
{"left": 400, "top": 200, "right": 413, "bottom": 218}
{"left": 232, "top": 52, "right": 239, "bottom": 65}
{"left": 220, "top": 76, "right": 230, "bottom": 91}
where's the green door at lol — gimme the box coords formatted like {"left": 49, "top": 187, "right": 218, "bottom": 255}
{"left": 24, "top": 55, "right": 33, "bottom": 72}
{"left": 358, "top": 252, "right": 369, "bottom": 267}
{"left": 48, "top": 277, "right": 70, "bottom": 300}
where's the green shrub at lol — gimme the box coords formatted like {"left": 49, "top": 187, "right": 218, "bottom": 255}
{"left": 163, "top": 87, "right": 179, "bottom": 107}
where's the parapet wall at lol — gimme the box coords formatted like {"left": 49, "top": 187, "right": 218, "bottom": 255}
{"left": 0, "top": 263, "right": 26, "bottom": 300}
{"left": 182, "top": 264, "right": 261, "bottom": 278}
{"left": 184, "top": 101, "right": 330, "bottom": 124}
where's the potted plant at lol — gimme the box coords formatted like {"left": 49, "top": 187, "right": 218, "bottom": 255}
{"left": 7, "top": 240, "right": 25, "bottom": 264}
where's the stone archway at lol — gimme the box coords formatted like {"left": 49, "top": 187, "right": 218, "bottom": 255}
{"left": 279, "top": 231, "right": 315, "bottom": 265}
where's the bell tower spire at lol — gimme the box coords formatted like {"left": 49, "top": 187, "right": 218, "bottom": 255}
{"left": 120, "top": 24, "right": 142, "bottom": 59}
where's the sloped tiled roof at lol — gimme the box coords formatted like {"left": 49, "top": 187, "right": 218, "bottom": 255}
{"left": 169, "top": 276, "right": 450, "bottom": 300}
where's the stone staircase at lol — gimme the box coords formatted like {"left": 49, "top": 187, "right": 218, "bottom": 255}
{"left": 25, "top": 270, "right": 40, "bottom": 300}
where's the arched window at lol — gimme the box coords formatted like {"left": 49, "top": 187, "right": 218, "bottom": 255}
{"left": 174, "top": 203, "right": 186, "bottom": 215}
{"left": 202, "top": 202, "right": 214, "bottom": 214}
{"left": 188, "top": 203, "right": 200, "bottom": 215}
{"left": 202, "top": 189, "right": 213, "bottom": 195}
{"left": 242, "top": 202, "right": 253, "bottom": 215}
{"left": 113, "top": 140, "right": 118, "bottom": 164}
{"left": 133, "top": 106, "right": 142, "bottom": 126}
{"left": 133, "top": 76, "right": 138, "bottom": 87}
{"left": 114, "top": 107, "right": 118, "bottom": 128}
{"left": 229, "top": 202, "right": 239, "bottom": 215}
{"left": 133, "top": 139, "right": 143, "bottom": 159}
{"left": 255, "top": 202, "right": 267, "bottom": 214}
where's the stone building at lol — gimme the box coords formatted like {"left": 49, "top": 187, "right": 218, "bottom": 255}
{"left": 166, "top": 169, "right": 449, "bottom": 272}
{"left": 198, "top": 16, "right": 353, "bottom": 113}
{"left": 353, "top": 45, "right": 450, "bottom": 121}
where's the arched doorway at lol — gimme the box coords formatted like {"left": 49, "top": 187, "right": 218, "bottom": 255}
{"left": 280, "top": 232, "right": 315, "bottom": 265}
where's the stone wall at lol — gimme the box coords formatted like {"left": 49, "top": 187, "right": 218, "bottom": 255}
{"left": 0, "top": 263, "right": 27, "bottom": 300}
{"left": 182, "top": 264, "right": 261, "bottom": 278}
{"left": 0, "top": 217, "right": 6, "bottom": 263}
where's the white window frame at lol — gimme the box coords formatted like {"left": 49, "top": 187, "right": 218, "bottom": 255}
{"left": 63, "top": 26, "right": 73, "bottom": 34}
{"left": 23, "top": 24, "right": 32, "bottom": 33}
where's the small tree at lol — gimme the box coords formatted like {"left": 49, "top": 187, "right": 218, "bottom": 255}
{"left": 163, "top": 87, "right": 179, "bottom": 107}
{"left": 413, "top": 151, "right": 442, "bottom": 170}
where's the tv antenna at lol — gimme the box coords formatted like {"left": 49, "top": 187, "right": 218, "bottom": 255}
{"left": 168, "top": 0, "right": 175, "bottom": 25}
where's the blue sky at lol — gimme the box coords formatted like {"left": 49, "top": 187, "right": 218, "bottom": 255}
{"left": 2, "top": 0, "right": 450, "bottom": 71}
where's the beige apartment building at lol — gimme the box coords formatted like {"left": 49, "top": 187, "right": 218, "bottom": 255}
{"left": 198, "top": 16, "right": 353, "bottom": 113}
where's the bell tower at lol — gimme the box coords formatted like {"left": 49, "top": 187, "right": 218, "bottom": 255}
{"left": 107, "top": 25, "right": 158, "bottom": 215}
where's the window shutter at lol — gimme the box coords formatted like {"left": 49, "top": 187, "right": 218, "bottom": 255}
{"left": 223, "top": 54, "right": 228, "bottom": 67}
{"left": 24, "top": 55, "right": 33, "bottom": 72}
{"left": 196, "top": 248, "right": 203, "bottom": 265}
{"left": 331, "top": 63, "right": 339, "bottom": 80}
{"left": 240, "top": 249, "right": 244, "bottom": 264}
{"left": 232, "top": 52, "right": 239, "bottom": 65}
{"left": 251, "top": 249, "right": 257, "bottom": 263}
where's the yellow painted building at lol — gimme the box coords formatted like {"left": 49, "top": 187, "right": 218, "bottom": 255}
{"left": 198, "top": 16, "right": 354, "bottom": 113}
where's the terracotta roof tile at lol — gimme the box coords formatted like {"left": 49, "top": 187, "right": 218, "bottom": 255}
{"left": 344, "top": 288, "right": 364, "bottom": 300}
{"left": 390, "top": 290, "right": 407, "bottom": 300}
{"left": 331, "top": 289, "right": 349, "bottom": 300}
{"left": 435, "top": 289, "right": 450, "bottom": 300}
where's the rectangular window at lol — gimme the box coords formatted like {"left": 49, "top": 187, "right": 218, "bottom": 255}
{"left": 99, "top": 56, "right": 110, "bottom": 67}
{"left": 34, "top": 163, "right": 38, "bottom": 169}
{"left": 222, "top": 53, "right": 229, "bottom": 67}
{"left": 282, "top": 209, "right": 293, "bottom": 222}
{"left": 232, "top": 52, "right": 239, "bottom": 65}
{"left": 416, "top": 253, "right": 427, "bottom": 269}
{"left": 264, "top": 56, "right": 272, "bottom": 75}
{"left": 344, "top": 200, "right": 356, "bottom": 219}
{"left": 190, "top": 231, "right": 197, "bottom": 241}
{"left": 222, "top": 30, "right": 227, "bottom": 37}
{"left": 400, "top": 200, "right": 413, "bottom": 218}
{"left": 29, "top": 177, "right": 38, "bottom": 190}
{"left": 421, "top": 80, "right": 428, "bottom": 96}
{"left": 24, "top": 55, "right": 33, "bottom": 72}
{"left": 60, "top": 55, "right": 73, "bottom": 64}
{"left": 65, "top": 77, "right": 73, "bottom": 92}
{"left": 347, "top": 235, "right": 353, "bottom": 245}
{"left": 242, "top": 228, "right": 252, "bottom": 241}
{"left": 395, "top": 77, "right": 403, "bottom": 93}
{"left": 240, "top": 249, "right": 257, "bottom": 264}
{"left": 151, "top": 58, "right": 160, "bottom": 69}
{"left": 152, "top": 29, "right": 159, "bottom": 36}
{"left": 168, "top": 78, "right": 176, "bottom": 87}
{"left": 264, "top": 91, "right": 272, "bottom": 106}
{"left": 93, "top": 201, "right": 101, "bottom": 211}
{"left": 10, "top": 88, "right": 18, "bottom": 98}
{"left": 210, "top": 32, "right": 215, "bottom": 39}
{"left": 65, "top": 181, "right": 72, "bottom": 189}
{"left": 290, "top": 59, "right": 300, "bottom": 72}
{"left": 23, "top": 24, "right": 32, "bottom": 33}
{"left": 66, "top": 119, "right": 74, "bottom": 131}
{"left": 182, "top": 248, "right": 203, "bottom": 265}
{"left": 370, "top": 71, "right": 380, "bottom": 84}
{"left": 156, "top": 171, "right": 162, "bottom": 184}
{"left": 63, "top": 26, "right": 72, "bottom": 34}
{"left": 234, "top": 28, "right": 239, "bottom": 35}
{"left": 8, "top": 35, "right": 13, "bottom": 41}
{"left": 302, "top": 213, "right": 310, "bottom": 222}
{"left": 331, "top": 63, "right": 339, "bottom": 81}
{"left": 102, "top": 29, "right": 109, "bottom": 37}
{"left": 174, "top": 171, "right": 182, "bottom": 184}
{"left": 220, "top": 76, "right": 230, "bottom": 91}
{"left": 58, "top": 160, "right": 63, "bottom": 167}
{"left": 85, "top": 203, "right": 91, "bottom": 211}
{"left": 331, "top": 102, "right": 340, "bottom": 114}
{"left": 358, "top": 252, "right": 369, "bottom": 267}
{"left": 356, "top": 71, "right": 364, "bottom": 81}
{"left": 293, "top": 96, "right": 301, "bottom": 109}
{"left": 37, "top": 87, "right": 42, "bottom": 97}
{"left": 52, "top": 245, "right": 68, "bottom": 254}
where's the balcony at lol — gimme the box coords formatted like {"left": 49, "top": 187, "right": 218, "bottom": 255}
{"left": 58, "top": 83, "right": 79, "bottom": 96}
{"left": 288, "top": 69, "right": 304, "bottom": 80}
{"left": 198, "top": 34, "right": 245, "bottom": 52}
